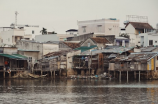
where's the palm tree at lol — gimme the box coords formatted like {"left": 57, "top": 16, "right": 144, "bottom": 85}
{"left": 40, "top": 28, "right": 47, "bottom": 35}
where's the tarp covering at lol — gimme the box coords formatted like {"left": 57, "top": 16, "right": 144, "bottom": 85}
{"left": 0, "top": 54, "right": 28, "bottom": 60}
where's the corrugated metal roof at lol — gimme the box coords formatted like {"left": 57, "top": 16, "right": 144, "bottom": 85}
{"left": 111, "top": 52, "right": 158, "bottom": 62}
{"left": 0, "top": 54, "right": 27, "bottom": 60}
{"left": 18, "top": 49, "right": 40, "bottom": 52}
{"left": 74, "top": 45, "right": 97, "bottom": 52}
{"left": 141, "top": 47, "right": 157, "bottom": 52}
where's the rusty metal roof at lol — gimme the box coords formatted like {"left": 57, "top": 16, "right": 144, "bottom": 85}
{"left": 91, "top": 37, "right": 110, "bottom": 44}
{"left": 125, "top": 22, "right": 153, "bottom": 29}
{"left": 63, "top": 42, "right": 80, "bottom": 49}
{"left": 111, "top": 52, "right": 158, "bottom": 62}
{"left": 44, "top": 50, "right": 72, "bottom": 57}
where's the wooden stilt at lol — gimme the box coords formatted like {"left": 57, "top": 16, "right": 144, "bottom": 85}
{"left": 3, "top": 71, "right": 5, "bottom": 78}
{"left": 114, "top": 71, "right": 116, "bottom": 78}
{"left": 51, "top": 71, "right": 52, "bottom": 78}
{"left": 127, "top": 71, "right": 128, "bottom": 82}
{"left": 60, "top": 69, "right": 61, "bottom": 78}
{"left": 119, "top": 71, "right": 121, "bottom": 81}
{"left": 134, "top": 71, "right": 136, "bottom": 80}
{"left": 147, "top": 71, "right": 148, "bottom": 79}
{"left": 54, "top": 70, "right": 55, "bottom": 78}
{"left": 139, "top": 71, "right": 140, "bottom": 81}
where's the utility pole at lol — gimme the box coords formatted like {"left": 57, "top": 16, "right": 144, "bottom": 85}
{"left": 15, "top": 11, "right": 18, "bottom": 27}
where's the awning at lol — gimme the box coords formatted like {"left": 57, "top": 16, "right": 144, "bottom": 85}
{"left": 0, "top": 54, "right": 28, "bottom": 60}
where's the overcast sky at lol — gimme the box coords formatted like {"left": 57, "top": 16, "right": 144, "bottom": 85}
{"left": 0, "top": 0, "right": 158, "bottom": 33}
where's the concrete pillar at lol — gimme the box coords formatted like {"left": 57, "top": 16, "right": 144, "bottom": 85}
{"left": 119, "top": 71, "right": 121, "bottom": 81}
{"left": 134, "top": 71, "right": 136, "bottom": 80}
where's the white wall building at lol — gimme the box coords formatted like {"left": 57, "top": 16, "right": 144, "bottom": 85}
{"left": 78, "top": 18, "right": 120, "bottom": 36}
{"left": 35, "top": 34, "right": 59, "bottom": 42}
{"left": 139, "top": 30, "right": 158, "bottom": 47}
{"left": 0, "top": 27, "right": 25, "bottom": 46}
{"left": 125, "top": 22, "right": 154, "bottom": 46}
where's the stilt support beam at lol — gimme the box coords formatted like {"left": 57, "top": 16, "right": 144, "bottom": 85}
{"left": 134, "top": 71, "right": 136, "bottom": 80}
{"left": 139, "top": 71, "right": 140, "bottom": 81}
{"left": 127, "top": 71, "right": 128, "bottom": 82}
{"left": 3, "top": 71, "right": 5, "bottom": 78}
{"left": 119, "top": 71, "right": 121, "bottom": 81}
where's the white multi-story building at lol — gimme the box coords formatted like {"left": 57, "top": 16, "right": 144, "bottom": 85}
{"left": 0, "top": 27, "right": 25, "bottom": 46}
{"left": 125, "top": 22, "right": 154, "bottom": 46}
{"left": 77, "top": 18, "right": 120, "bottom": 36}
{"left": 0, "top": 25, "right": 41, "bottom": 46}
{"left": 139, "top": 24, "right": 158, "bottom": 47}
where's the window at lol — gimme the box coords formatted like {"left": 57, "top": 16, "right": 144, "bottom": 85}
{"left": 82, "top": 26, "right": 86, "bottom": 33}
{"left": 29, "top": 57, "right": 32, "bottom": 62}
{"left": 155, "top": 41, "right": 157, "bottom": 43}
{"left": 32, "top": 30, "right": 34, "bottom": 34}
{"left": 97, "top": 25, "right": 102, "bottom": 32}
{"left": 88, "top": 43, "right": 90, "bottom": 47}
{"left": 149, "top": 40, "right": 153, "bottom": 45}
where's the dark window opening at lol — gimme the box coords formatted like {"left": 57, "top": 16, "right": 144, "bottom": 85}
{"left": 149, "top": 40, "right": 153, "bottom": 45}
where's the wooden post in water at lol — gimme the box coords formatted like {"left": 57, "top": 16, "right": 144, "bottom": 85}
{"left": 139, "top": 71, "right": 140, "bottom": 81}
{"left": 119, "top": 71, "right": 121, "bottom": 81}
{"left": 134, "top": 71, "right": 136, "bottom": 80}
{"left": 127, "top": 71, "right": 128, "bottom": 82}
{"left": 147, "top": 71, "right": 148, "bottom": 79}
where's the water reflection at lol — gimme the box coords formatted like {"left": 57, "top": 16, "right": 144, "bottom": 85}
{"left": 0, "top": 79, "right": 158, "bottom": 104}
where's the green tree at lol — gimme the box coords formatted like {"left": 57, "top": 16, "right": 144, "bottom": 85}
{"left": 40, "top": 28, "right": 47, "bottom": 35}
{"left": 52, "top": 31, "right": 57, "bottom": 34}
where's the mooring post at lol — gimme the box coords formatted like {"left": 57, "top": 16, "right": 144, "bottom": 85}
{"left": 134, "top": 71, "right": 136, "bottom": 80}
{"left": 127, "top": 71, "right": 128, "bottom": 82}
{"left": 41, "top": 70, "right": 43, "bottom": 75}
{"left": 147, "top": 71, "right": 148, "bottom": 79}
{"left": 119, "top": 71, "right": 121, "bottom": 81}
{"left": 139, "top": 71, "right": 140, "bottom": 81}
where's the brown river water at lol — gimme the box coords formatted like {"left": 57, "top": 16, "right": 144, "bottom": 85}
{"left": 0, "top": 79, "right": 158, "bottom": 104}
